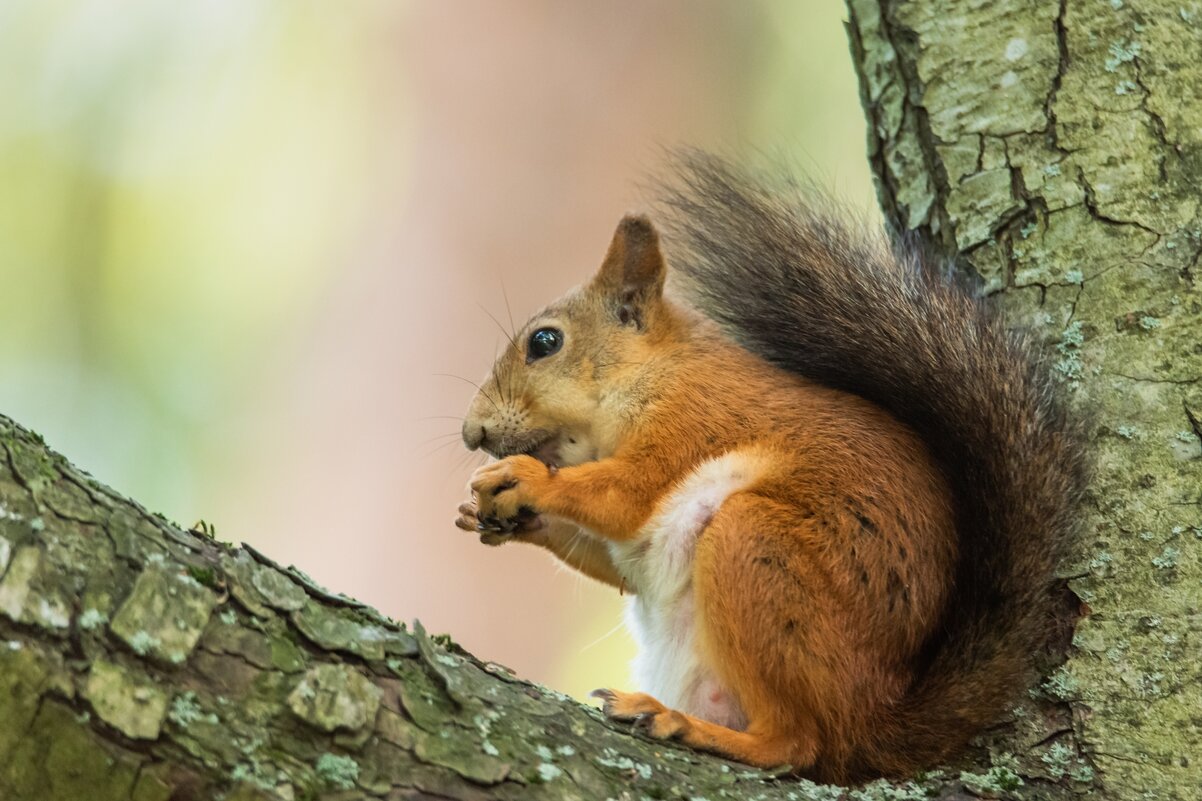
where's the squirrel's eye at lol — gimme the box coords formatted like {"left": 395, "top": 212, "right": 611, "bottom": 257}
{"left": 526, "top": 327, "right": 564, "bottom": 362}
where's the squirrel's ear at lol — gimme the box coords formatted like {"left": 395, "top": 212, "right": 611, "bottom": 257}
{"left": 591, "top": 214, "right": 666, "bottom": 328}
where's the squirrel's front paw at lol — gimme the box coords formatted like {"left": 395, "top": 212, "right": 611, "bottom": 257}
{"left": 455, "top": 498, "right": 545, "bottom": 545}
{"left": 469, "top": 455, "right": 550, "bottom": 533}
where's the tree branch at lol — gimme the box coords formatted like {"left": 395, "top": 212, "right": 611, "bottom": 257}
{"left": 1, "top": 414, "right": 915, "bottom": 801}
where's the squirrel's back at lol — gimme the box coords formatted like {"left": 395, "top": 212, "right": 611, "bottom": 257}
{"left": 659, "top": 152, "right": 1089, "bottom": 778}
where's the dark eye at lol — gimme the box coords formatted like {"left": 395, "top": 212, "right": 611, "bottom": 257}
{"left": 526, "top": 327, "right": 564, "bottom": 362}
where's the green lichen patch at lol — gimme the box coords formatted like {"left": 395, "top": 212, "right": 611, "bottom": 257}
{"left": 250, "top": 566, "right": 307, "bottom": 612}
{"left": 959, "top": 762, "right": 1024, "bottom": 797}
{"left": 77, "top": 607, "right": 109, "bottom": 631}
{"left": 314, "top": 752, "right": 360, "bottom": 790}
{"left": 1040, "top": 666, "right": 1080, "bottom": 701}
{"left": 167, "top": 690, "right": 217, "bottom": 728}
{"left": 287, "top": 663, "right": 383, "bottom": 733}
{"left": 0, "top": 545, "right": 72, "bottom": 631}
{"left": 850, "top": 778, "right": 932, "bottom": 800}
{"left": 83, "top": 658, "right": 169, "bottom": 740}
{"left": 110, "top": 564, "right": 217, "bottom": 665}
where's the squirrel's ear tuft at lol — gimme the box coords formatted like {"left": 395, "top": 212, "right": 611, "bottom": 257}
{"left": 591, "top": 214, "right": 666, "bottom": 326}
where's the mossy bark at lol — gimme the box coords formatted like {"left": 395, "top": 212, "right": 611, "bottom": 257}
{"left": 848, "top": 1, "right": 1201, "bottom": 799}
{"left": 0, "top": 416, "right": 806, "bottom": 801}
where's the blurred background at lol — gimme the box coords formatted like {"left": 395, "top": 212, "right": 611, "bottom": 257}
{"left": 0, "top": 0, "right": 875, "bottom": 700}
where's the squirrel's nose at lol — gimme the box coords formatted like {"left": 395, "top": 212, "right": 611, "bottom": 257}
{"left": 462, "top": 422, "right": 486, "bottom": 451}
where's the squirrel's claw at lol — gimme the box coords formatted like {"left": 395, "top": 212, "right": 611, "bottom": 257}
{"left": 469, "top": 455, "right": 549, "bottom": 530}
{"left": 455, "top": 496, "right": 544, "bottom": 546}
{"left": 593, "top": 689, "right": 686, "bottom": 740}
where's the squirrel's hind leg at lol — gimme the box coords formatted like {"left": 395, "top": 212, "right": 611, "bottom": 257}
{"left": 690, "top": 491, "right": 872, "bottom": 779}
{"left": 592, "top": 688, "right": 810, "bottom": 769}
{"left": 595, "top": 490, "right": 854, "bottom": 773}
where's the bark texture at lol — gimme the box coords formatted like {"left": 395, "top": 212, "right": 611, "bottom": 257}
{"left": 848, "top": 1, "right": 1201, "bottom": 799}
{"left": 0, "top": 416, "right": 816, "bottom": 801}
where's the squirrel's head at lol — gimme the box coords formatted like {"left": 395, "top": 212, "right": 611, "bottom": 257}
{"left": 461, "top": 214, "right": 669, "bottom": 468}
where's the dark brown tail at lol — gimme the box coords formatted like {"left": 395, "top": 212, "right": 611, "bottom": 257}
{"left": 660, "top": 152, "right": 1089, "bottom": 778}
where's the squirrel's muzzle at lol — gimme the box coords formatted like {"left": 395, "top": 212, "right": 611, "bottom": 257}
{"left": 462, "top": 422, "right": 486, "bottom": 451}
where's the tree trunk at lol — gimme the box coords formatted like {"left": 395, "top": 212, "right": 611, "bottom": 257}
{"left": 3, "top": 2, "right": 1199, "bottom": 799}
{"left": 847, "top": 1, "right": 1201, "bottom": 800}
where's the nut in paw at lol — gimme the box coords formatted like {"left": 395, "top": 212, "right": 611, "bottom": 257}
{"left": 469, "top": 455, "right": 549, "bottom": 529}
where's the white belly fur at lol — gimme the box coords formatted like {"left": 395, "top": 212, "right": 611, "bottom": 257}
{"left": 608, "top": 450, "right": 766, "bottom": 730}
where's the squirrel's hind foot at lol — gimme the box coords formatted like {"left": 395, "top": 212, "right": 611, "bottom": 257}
{"left": 591, "top": 688, "right": 812, "bottom": 772}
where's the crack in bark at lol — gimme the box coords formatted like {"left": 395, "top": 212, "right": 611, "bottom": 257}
{"left": 1092, "top": 751, "right": 1147, "bottom": 766}
{"left": 1130, "top": 58, "right": 1173, "bottom": 186}
{"left": 846, "top": 3, "right": 906, "bottom": 240}
{"left": 1045, "top": 0, "right": 1072, "bottom": 157}
{"left": 1028, "top": 727, "right": 1076, "bottom": 751}
{"left": 848, "top": 0, "right": 957, "bottom": 251}
{"left": 1183, "top": 402, "right": 1202, "bottom": 448}
{"left": 1, "top": 441, "right": 36, "bottom": 502}
{"left": 1077, "top": 170, "right": 1164, "bottom": 243}
{"left": 1104, "top": 372, "right": 1202, "bottom": 386}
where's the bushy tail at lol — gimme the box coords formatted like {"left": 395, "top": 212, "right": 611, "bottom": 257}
{"left": 659, "top": 152, "right": 1089, "bottom": 779}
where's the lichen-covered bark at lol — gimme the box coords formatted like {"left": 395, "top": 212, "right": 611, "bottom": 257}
{"left": 0, "top": 418, "right": 738, "bottom": 801}
{"left": 5, "top": 415, "right": 973, "bottom": 801}
{"left": 847, "top": 1, "right": 1201, "bottom": 799}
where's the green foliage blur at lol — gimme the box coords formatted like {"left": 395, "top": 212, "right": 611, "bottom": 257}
{"left": 1, "top": 2, "right": 385, "bottom": 512}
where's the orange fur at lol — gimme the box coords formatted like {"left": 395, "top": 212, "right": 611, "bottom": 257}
{"left": 454, "top": 207, "right": 1079, "bottom": 783}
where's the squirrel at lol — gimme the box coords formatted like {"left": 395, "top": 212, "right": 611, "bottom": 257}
{"left": 453, "top": 152, "right": 1088, "bottom": 783}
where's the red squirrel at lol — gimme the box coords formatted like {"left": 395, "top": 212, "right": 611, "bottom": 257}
{"left": 454, "top": 153, "right": 1087, "bottom": 783}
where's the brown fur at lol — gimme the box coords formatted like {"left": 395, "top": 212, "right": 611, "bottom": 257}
{"left": 455, "top": 171, "right": 1085, "bottom": 783}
